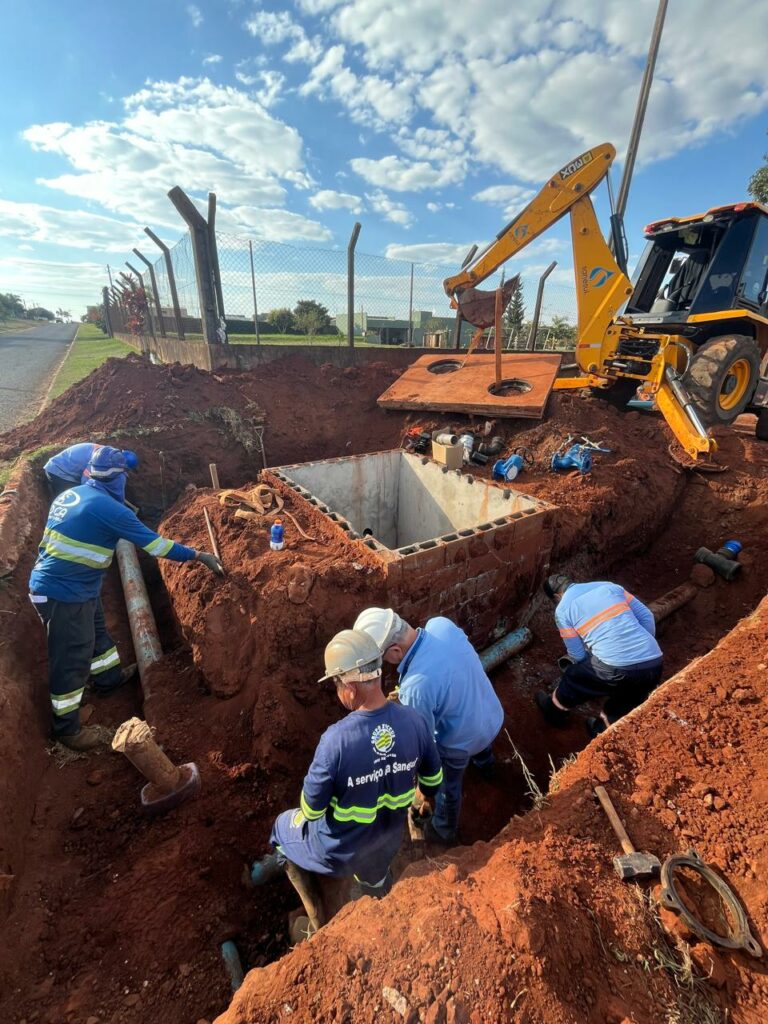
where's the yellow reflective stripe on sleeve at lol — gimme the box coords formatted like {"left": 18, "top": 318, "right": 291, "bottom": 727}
{"left": 42, "top": 528, "right": 113, "bottom": 569}
{"left": 417, "top": 769, "right": 443, "bottom": 787}
{"left": 51, "top": 688, "right": 85, "bottom": 715}
{"left": 90, "top": 646, "right": 120, "bottom": 674}
{"left": 144, "top": 536, "right": 174, "bottom": 557}
{"left": 300, "top": 791, "right": 326, "bottom": 821}
{"left": 330, "top": 787, "right": 417, "bottom": 824}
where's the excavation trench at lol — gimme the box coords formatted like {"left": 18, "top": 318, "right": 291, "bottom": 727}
{"left": 0, "top": 356, "right": 767, "bottom": 1024}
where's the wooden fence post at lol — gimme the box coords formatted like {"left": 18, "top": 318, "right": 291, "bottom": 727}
{"left": 166, "top": 186, "right": 219, "bottom": 345}
{"left": 133, "top": 247, "right": 166, "bottom": 338}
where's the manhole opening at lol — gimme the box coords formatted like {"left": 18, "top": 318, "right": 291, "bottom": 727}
{"left": 274, "top": 450, "right": 539, "bottom": 550}
{"left": 427, "top": 359, "right": 462, "bottom": 375}
{"left": 487, "top": 378, "right": 533, "bottom": 397}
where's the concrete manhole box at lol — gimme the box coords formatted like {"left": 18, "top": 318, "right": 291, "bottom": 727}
{"left": 267, "top": 450, "right": 556, "bottom": 644}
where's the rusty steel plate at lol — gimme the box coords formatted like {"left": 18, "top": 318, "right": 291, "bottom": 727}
{"left": 378, "top": 352, "right": 563, "bottom": 419}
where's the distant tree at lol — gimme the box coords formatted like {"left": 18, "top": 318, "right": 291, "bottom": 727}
{"left": 0, "top": 292, "right": 24, "bottom": 320}
{"left": 503, "top": 279, "right": 526, "bottom": 345}
{"left": 293, "top": 299, "right": 331, "bottom": 336}
{"left": 547, "top": 315, "right": 577, "bottom": 347}
{"left": 748, "top": 138, "right": 768, "bottom": 203}
{"left": 28, "top": 306, "right": 55, "bottom": 320}
{"left": 266, "top": 307, "right": 296, "bottom": 333}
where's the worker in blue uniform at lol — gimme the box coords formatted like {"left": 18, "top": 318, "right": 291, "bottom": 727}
{"left": 43, "top": 444, "right": 141, "bottom": 692}
{"left": 44, "top": 442, "right": 139, "bottom": 497}
{"left": 354, "top": 608, "right": 504, "bottom": 847}
{"left": 536, "top": 574, "right": 663, "bottom": 738}
{"left": 29, "top": 446, "right": 223, "bottom": 750}
{"left": 249, "top": 629, "right": 443, "bottom": 932}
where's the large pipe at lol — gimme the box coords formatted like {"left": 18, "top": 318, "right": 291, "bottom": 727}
{"left": 647, "top": 581, "right": 697, "bottom": 623}
{"left": 115, "top": 540, "right": 162, "bottom": 696}
{"left": 480, "top": 627, "right": 532, "bottom": 672}
{"left": 220, "top": 940, "right": 245, "bottom": 992}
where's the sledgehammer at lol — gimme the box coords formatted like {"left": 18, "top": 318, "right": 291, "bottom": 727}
{"left": 594, "top": 785, "right": 661, "bottom": 882}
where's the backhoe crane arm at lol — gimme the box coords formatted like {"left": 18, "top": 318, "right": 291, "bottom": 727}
{"left": 443, "top": 143, "right": 617, "bottom": 301}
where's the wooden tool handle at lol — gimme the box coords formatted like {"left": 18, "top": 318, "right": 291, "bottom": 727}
{"left": 594, "top": 785, "right": 635, "bottom": 856}
{"left": 203, "top": 506, "right": 222, "bottom": 563}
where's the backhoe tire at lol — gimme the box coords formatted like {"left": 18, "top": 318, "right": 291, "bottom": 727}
{"left": 683, "top": 335, "right": 761, "bottom": 427}
{"left": 756, "top": 409, "right": 768, "bottom": 442}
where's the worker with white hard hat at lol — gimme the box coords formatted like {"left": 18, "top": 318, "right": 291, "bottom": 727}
{"left": 354, "top": 608, "right": 504, "bottom": 846}
{"left": 248, "top": 628, "right": 442, "bottom": 931}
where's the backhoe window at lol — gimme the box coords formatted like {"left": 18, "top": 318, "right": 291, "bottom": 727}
{"left": 736, "top": 215, "right": 768, "bottom": 309}
{"left": 691, "top": 216, "right": 755, "bottom": 315}
{"left": 627, "top": 224, "right": 721, "bottom": 315}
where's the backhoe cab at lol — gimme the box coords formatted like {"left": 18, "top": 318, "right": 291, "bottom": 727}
{"left": 443, "top": 144, "right": 768, "bottom": 460}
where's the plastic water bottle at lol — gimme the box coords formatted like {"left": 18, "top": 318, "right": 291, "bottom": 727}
{"left": 459, "top": 433, "right": 474, "bottom": 462}
{"left": 270, "top": 521, "right": 285, "bottom": 551}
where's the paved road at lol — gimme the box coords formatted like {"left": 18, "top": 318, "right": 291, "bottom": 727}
{"left": 0, "top": 322, "right": 77, "bottom": 435}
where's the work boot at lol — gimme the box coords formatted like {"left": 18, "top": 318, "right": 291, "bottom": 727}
{"left": 350, "top": 870, "right": 393, "bottom": 901}
{"left": 92, "top": 663, "right": 138, "bottom": 696}
{"left": 535, "top": 691, "right": 570, "bottom": 727}
{"left": 245, "top": 853, "right": 286, "bottom": 888}
{"left": 423, "top": 819, "right": 459, "bottom": 847}
{"left": 586, "top": 717, "right": 608, "bottom": 739}
{"left": 58, "top": 726, "right": 103, "bottom": 751}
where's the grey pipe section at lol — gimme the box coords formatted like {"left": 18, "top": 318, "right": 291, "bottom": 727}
{"left": 115, "top": 540, "right": 162, "bottom": 695}
{"left": 480, "top": 627, "right": 532, "bottom": 672}
{"left": 220, "top": 940, "right": 245, "bottom": 992}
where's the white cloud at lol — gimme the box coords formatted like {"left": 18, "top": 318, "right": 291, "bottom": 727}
{"left": 309, "top": 189, "right": 363, "bottom": 213}
{"left": 299, "top": 44, "right": 415, "bottom": 128}
{"left": 384, "top": 242, "right": 475, "bottom": 266}
{"left": 17, "top": 243, "right": 34, "bottom": 251}
{"left": 473, "top": 183, "right": 536, "bottom": 218}
{"left": 296, "top": 0, "right": 344, "bottom": 12}
{"left": 312, "top": 0, "right": 768, "bottom": 185}
{"left": 0, "top": 255, "right": 116, "bottom": 313}
{"left": 244, "top": 10, "right": 303, "bottom": 44}
{"left": 366, "top": 190, "right": 413, "bottom": 227}
{"left": 215, "top": 205, "right": 331, "bottom": 242}
{"left": 202, "top": 54, "right": 222, "bottom": 66}
{"left": 351, "top": 154, "right": 465, "bottom": 191}
{"left": 186, "top": 4, "right": 203, "bottom": 28}
{"left": 0, "top": 198, "right": 148, "bottom": 251}
{"left": 23, "top": 79, "right": 317, "bottom": 231}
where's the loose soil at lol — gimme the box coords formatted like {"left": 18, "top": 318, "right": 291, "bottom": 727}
{"left": 0, "top": 353, "right": 767, "bottom": 1024}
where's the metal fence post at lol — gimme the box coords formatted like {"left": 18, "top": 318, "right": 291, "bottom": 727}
{"left": 248, "top": 239, "right": 260, "bottom": 348}
{"left": 408, "top": 262, "right": 414, "bottom": 346}
{"left": 207, "top": 193, "right": 226, "bottom": 330}
{"left": 102, "top": 286, "right": 113, "bottom": 338}
{"left": 133, "top": 247, "right": 166, "bottom": 338}
{"left": 167, "top": 186, "right": 219, "bottom": 345}
{"left": 126, "top": 260, "right": 156, "bottom": 341}
{"left": 347, "top": 222, "right": 361, "bottom": 348}
{"left": 526, "top": 261, "right": 557, "bottom": 351}
{"left": 145, "top": 227, "right": 185, "bottom": 340}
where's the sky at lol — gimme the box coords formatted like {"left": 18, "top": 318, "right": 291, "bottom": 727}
{"left": 1, "top": 0, "right": 767, "bottom": 317}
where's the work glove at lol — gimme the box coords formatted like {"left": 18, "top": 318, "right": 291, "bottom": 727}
{"left": 197, "top": 550, "right": 224, "bottom": 575}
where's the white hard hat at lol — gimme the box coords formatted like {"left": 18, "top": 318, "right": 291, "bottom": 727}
{"left": 318, "top": 629, "right": 382, "bottom": 683}
{"left": 353, "top": 607, "right": 403, "bottom": 652}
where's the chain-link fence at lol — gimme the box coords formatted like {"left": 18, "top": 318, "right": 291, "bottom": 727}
{"left": 104, "top": 214, "right": 578, "bottom": 351}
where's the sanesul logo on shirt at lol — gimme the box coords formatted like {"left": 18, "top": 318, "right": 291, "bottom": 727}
{"left": 371, "top": 723, "right": 395, "bottom": 755}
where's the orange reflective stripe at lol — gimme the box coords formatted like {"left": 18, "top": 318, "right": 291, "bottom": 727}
{"left": 623, "top": 590, "right": 634, "bottom": 602}
{"left": 576, "top": 600, "right": 630, "bottom": 637}
{"left": 559, "top": 627, "right": 578, "bottom": 638}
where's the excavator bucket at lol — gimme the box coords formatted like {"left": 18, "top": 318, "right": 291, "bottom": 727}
{"left": 455, "top": 275, "right": 520, "bottom": 328}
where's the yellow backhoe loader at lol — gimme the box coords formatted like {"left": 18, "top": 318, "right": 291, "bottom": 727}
{"left": 443, "top": 142, "right": 768, "bottom": 460}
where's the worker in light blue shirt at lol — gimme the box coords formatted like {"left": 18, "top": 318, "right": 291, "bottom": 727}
{"left": 354, "top": 608, "right": 504, "bottom": 846}
{"left": 30, "top": 446, "right": 223, "bottom": 751}
{"left": 536, "top": 574, "right": 663, "bottom": 738}
{"left": 44, "top": 442, "right": 139, "bottom": 497}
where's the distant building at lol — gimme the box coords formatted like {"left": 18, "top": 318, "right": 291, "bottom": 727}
{"left": 335, "top": 310, "right": 474, "bottom": 347}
